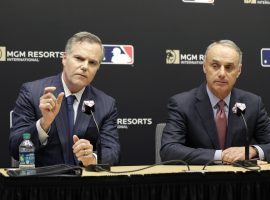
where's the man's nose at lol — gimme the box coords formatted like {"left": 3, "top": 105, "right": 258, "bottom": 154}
{"left": 80, "top": 61, "right": 88, "bottom": 71}
{"left": 218, "top": 66, "right": 226, "bottom": 76}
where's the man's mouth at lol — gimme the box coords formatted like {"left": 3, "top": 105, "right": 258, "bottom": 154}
{"left": 215, "top": 80, "right": 227, "bottom": 84}
{"left": 75, "top": 74, "right": 87, "bottom": 78}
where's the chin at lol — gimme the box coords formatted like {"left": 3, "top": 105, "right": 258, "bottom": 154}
{"left": 69, "top": 82, "right": 86, "bottom": 91}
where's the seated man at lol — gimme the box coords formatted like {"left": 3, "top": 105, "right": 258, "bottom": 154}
{"left": 10, "top": 31, "right": 120, "bottom": 167}
{"left": 160, "top": 40, "right": 270, "bottom": 165}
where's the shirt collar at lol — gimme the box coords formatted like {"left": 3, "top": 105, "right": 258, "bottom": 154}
{"left": 61, "top": 73, "right": 85, "bottom": 103}
{"left": 206, "top": 85, "right": 231, "bottom": 109}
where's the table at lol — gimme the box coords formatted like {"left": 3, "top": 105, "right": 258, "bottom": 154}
{"left": 1, "top": 165, "right": 270, "bottom": 200}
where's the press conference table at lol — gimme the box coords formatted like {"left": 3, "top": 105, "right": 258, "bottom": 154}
{"left": 1, "top": 164, "right": 270, "bottom": 200}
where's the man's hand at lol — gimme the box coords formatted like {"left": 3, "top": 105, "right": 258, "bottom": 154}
{"left": 39, "top": 87, "right": 64, "bottom": 132}
{"left": 222, "top": 146, "right": 257, "bottom": 164}
{"left": 73, "top": 135, "right": 97, "bottom": 167}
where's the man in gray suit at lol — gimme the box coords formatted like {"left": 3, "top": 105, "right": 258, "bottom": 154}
{"left": 10, "top": 32, "right": 120, "bottom": 167}
{"left": 161, "top": 40, "right": 270, "bottom": 165}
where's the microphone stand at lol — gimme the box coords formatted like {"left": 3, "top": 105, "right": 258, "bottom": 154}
{"left": 82, "top": 102, "right": 111, "bottom": 172}
{"left": 234, "top": 113, "right": 257, "bottom": 167}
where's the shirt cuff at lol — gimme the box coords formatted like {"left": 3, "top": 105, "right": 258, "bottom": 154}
{"left": 36, "top": 119, "right": 50, "bottom": 145}
{"left": 252, "top": 145, "right": 265, "bottom": 160}
{"left": 214, "top": 150, "right": 223, "bottom": 164}
{"left": 92, "top": 152, "right": 98, "bottom": 163}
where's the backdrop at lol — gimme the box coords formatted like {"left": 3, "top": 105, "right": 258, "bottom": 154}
{"left": 0, "top": 0, "right": 270, "bottom": 167}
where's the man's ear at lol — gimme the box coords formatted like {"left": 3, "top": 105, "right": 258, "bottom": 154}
{"left": 203, "top": 55, "right": 207, "bottom": 74}
{"left": 62, "top": 52, "right": 67, "bottom": 65}
{"left": 203, "top": 63, "right": 207, "bottom": 74}
{"left": 237, "top": 64, "right": 242, "bottom": 78}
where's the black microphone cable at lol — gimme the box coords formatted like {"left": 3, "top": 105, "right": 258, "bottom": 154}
{"left": 202, "top": 159, "right": 261, "bottom": 171}
{"left": 90, "top": 160, "right": 190, "bottom": 174}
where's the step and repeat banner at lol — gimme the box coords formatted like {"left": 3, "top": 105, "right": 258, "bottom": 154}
{"left": 0, "top": 1, "right": 269, "bottom": 167}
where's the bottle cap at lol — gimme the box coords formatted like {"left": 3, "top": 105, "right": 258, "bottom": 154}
{"left": 23, "top": 133, "right": 31, "bottom": 140}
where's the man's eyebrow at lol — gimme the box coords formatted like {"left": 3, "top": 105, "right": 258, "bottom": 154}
{"left": 210, "top": 59, "right": 235, "bottom": 65}
{"left": 210, "top": 59, "right": 220, "bottom": 63}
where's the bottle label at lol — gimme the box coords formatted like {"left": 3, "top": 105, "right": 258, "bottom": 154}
{"left": 19, "top": 152, "right": 35, "bottom": 165}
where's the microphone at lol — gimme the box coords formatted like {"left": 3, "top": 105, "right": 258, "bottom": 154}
{"left": 232, "top": 103, "right": 257, "bottom": 167}
{"left": 232, "top": 102, "right": 246, "bottom": 116}
{"left": 81, "top": 100, "right": 111, "bottom": 172}
{"left": 82, "top": 100, "right": 99, "bottom": 133}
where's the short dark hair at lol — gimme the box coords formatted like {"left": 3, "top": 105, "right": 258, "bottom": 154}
{"left": 65, "top": 31, "right": 104, "bottom": 63}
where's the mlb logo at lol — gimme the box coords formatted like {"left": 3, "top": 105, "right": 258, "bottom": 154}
{"left": 261, "top": 48, "right": 270, "bottom": 67}
{"left": 102, "top": 45, "right": 134, "bottom": 65}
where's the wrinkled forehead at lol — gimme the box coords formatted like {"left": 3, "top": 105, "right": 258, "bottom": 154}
{"left": 68, "top": 41, "right": 104, "bottom": 62}
{"left": 205, "top": 44, "right": 241, "bottom": 65}
{"left": 69, "top": 41, "right": 102, "bottom": 51}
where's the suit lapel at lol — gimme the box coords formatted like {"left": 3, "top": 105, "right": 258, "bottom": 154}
{"left": 195, "top": 84, "right": 220, "bottom": 148}
{"left": 53, "top": 75, "right": 70, "bottom": 163}
{"left": 74, "top": 86, "right": 96, "bottom": 140}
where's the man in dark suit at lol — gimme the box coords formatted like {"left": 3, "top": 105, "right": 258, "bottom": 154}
{"left": 10, "top": 32, "right": 120, "bottom": 167}
{"left": 161, "top": 40, "right": 270, "bottom": 165}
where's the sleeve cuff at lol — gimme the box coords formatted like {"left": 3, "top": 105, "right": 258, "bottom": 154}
{"left": 36, "top": 119, "right": 50, "bottom": 145}
{"left": 214, "top": 150, "right": 223, "bottom": 164}
{"left": 252, "top": 145, "right": 265, "bottom": 160}
{"left": 92, "top": 153, "right": 98, "bottom": 163}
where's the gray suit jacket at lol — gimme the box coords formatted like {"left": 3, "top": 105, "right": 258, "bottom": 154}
{"left": 9, "top": 74, "right": 120, "bottom": 167}
{"left": 160, "top": 83, "right": 270, "bottom": 164}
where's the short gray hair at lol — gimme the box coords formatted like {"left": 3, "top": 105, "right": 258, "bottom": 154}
{"left": 205, "top": 40, "right": 242, "bottom": 65}
{"left": 65, "top": 31, "right": 104, "bottom": 63}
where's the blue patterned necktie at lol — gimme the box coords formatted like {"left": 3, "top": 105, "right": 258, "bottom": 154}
{"left": 66, "top": 95, "right": 76, "bottom": 164}
{"left": 215, "top": 100, "right": 227, "bottom": 150}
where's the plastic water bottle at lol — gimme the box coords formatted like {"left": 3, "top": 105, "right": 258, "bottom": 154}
{"left": 19, "top": 133, "right": 35, "bottom": 169}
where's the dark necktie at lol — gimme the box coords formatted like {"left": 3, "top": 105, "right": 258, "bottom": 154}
{"left": 66, "top": 95, "right": 76, "bottom": 164}
{"left": 215, "top": 100, "right": 227, "bottom": 150}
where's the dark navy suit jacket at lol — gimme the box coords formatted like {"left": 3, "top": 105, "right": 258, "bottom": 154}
{"left": 161, "top": 83, "right": 270, "bottom": 164}
{"left": 9, "top": 74, "right": 120, "bottom": 167}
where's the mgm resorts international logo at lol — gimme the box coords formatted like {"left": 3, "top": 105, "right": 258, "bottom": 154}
{"left": 244, "top": 0, "right": 270, "bottom": 4}
{"left": 117, "top": 118, "right": 152, "bottom": 129}
{"left": 182, "top": 0, "right": 215, "bottom": 4}
{"left": 0, "top": 46, "right": 63, "bottom": 62}
{"left": 166, "top": 49, "right": 204, "bottom": 65}
{"left": 0, "top": 47, "right": 6, "bottom": 61}
{"left": 0, "top": 45, "right": 134, "bottom": 65}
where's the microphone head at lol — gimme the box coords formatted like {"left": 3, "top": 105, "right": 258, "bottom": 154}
{"left": 82, "top": 100, "right": 95, "bottom": 115}
{"left": 232, "top": 102, "right": 246, "bottom": 116}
